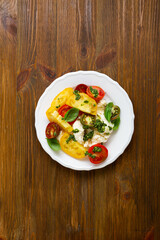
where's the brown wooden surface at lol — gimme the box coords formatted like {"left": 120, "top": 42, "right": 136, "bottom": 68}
{"left": 0, "top": 0, "right": 160, "bottom": 239}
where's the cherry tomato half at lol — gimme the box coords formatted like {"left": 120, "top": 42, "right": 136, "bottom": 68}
{"left": 75, "top": 84, "right": 88, "bottom": 93}
{"left": 58, "top": 104, "right": 78, "bottom": 125}
{"left": 45, "top": 122, "right": 60, "bottom": 139}
{"left": 86, "top": 86, "right": 105, "bottom": 102}
{"left": 87, "top": 144, "right": 108, "bottom": 164}
{"left": 58, "top": 104, "right": 72, "bottom": 117}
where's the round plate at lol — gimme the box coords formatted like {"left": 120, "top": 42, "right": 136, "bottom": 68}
{"left": 35, "top": 71, "right": 135, "bottom": 171}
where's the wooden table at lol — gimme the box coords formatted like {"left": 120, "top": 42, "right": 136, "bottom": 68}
{"left": 0, "top": 0, "right": 160, "bottom": 239}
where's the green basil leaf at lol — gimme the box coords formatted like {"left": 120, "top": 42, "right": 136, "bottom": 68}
{"left": 64, "top": 108, "right": 79, "bottom": 122}
{"left": 47, "top": 138, "right": 61, "bottom": 151}
{"left": 104, "top": 102, "right": 113, "bottom": 122}
{"left": 112, "top": 117, "right": 120, "bottom": 130}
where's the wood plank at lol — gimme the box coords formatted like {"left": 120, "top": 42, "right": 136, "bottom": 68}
{"left": 76, "top": 0, "right": 96, "bottom": 70}
{"left": 0, "top": 0, "right": 17, "bottom": 239}
{"left": 16, "top": 0, "right": 37, "bottom": 239}
{"left": 37, "top": 0, "right": 57, "bottom": 83}
{"left": 56, "top": 0, "right": 77, "bottom": 75}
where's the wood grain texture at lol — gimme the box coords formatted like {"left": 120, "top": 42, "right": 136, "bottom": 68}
{"left": 0, "top": 0, "right": 160, "bottom": 239}
{"left": 0, "top": 1, "right": 17, "bottom": 239}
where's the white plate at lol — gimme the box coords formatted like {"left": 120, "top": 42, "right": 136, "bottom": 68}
{"left": 35, "top": 71, "right": 134, "bottom": 171}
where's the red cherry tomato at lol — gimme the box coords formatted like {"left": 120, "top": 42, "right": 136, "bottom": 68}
{"left": 58, "top": 105, "right": 72, "bottom": 117}
{"left": 58, "top": 105, "right": 78, "bottom": 125}
{"left": 86, "top": 86, "right": 105, "bottom": 102}
{"left": 75, "top": 84, "right": 88, "bottom": 93}
{"left": 87, "top": 144, "right": 108, "bottom": 164}
{"left": 45, "top": 122, "right": 60, "bottom": 139}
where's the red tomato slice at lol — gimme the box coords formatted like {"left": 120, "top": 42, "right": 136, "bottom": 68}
{"left": 86, "top": 86, "right": 105, "bottom": 102}
{"left": 58, "top": 105, "right": 72, "bottom": 117}
{"left": 75, "top": 84, "right": 88, "bottom": 93}
{"left": 87, "top": 144, "right": 108, "bottom": 164}
{"left": 58, "top": 105, "right": 78, "bottom": 125}
{"left": 45, "top": 122, "right": 60, "bottom": 139}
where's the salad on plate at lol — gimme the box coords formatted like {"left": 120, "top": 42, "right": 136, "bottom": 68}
{"left": 45, "top": 84, "right": 120, "bottom": 164}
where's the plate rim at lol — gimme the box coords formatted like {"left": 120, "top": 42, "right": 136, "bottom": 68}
{"left": 35, "top": 70, "right": 135, "bottom": 171}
